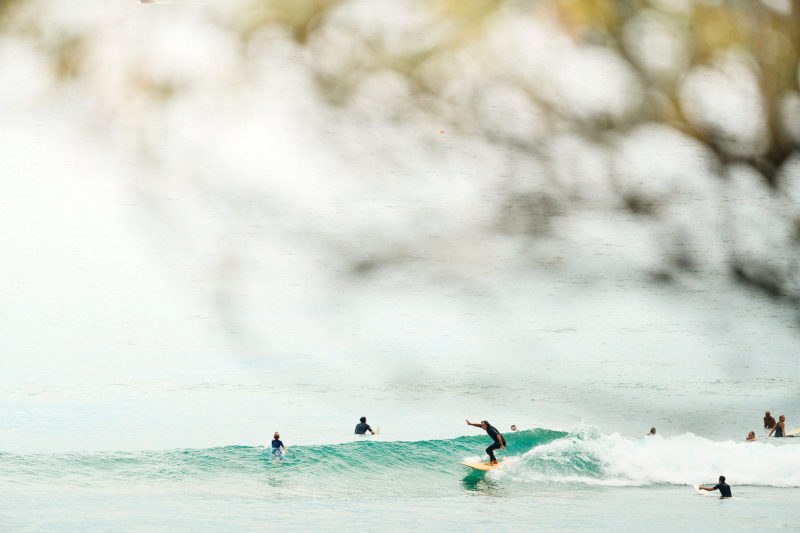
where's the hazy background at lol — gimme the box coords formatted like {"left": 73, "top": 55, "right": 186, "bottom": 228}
{"left": 1, "top": 0, "right": 799, "bottom": 451}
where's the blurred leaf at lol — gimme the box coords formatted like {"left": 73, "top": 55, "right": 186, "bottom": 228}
{"left": 234, "top": 0, "right": 344, "bottom": 43}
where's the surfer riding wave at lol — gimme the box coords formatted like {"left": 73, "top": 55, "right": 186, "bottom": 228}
{"left": 466, "top": 419, "right": 506, "bottom": 465}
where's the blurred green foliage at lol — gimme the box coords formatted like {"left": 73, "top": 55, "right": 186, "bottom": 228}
{"left": 5, "top": 0, "right": 795, "bottom": 177}
{"left": 1, "top": 0, "right": 799, "bottom": 301}
{"left": 234, "top": 0, "right": 344, "bottom": 43}
{"left": 222, "top": 0, "right": 800, "bottom": 182}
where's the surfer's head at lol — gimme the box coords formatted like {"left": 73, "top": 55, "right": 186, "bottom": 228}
{"left": 480, "top": 420, "right": 490, "bottom": 429}
{"left": 273, "top": 432, "right": 280, "bottom": 439}
{"left": 765, "top": 411, "right": 771, "bottom": 416}
{"left": 360, "top": 417, "right": 367, "bottom": 423}
{"left": 719, "top": 475, "right": 725, "bottom": 483}
{"left": 779, "top": 415, "right": 785, "bottom": 422}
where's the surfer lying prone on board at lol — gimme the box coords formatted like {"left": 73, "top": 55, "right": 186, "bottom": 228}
{"left": 466, "top": 419, "right": 506, "bottom": 465}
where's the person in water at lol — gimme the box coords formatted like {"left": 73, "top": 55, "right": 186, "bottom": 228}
{"left": 355, "top": 416, "right": 375, "bottom": 435}
{"left": 764, "top": 411, "right": 776, "bottom": 430}
{"left": 466, "top": 419, "right": 506, "bottom": 465}
{"left": 768, "top": 415, "right": 785, "bottom": 437}
{"left": 647, "top": 427, "right": 656, "bottom": 436}
{"left": 746, "top": 431, "right": 757, "bottom": 441}
{"left": 271, "top": 432, "right": 286, "bottom": 460}
{"left": 510, "top": 425, "right": 518, "bottom": 432}
{"left": 699, "top": 475, "right": 732, "bottom": 498}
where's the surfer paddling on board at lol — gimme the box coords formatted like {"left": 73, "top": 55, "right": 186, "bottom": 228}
{"left": 466, "top": 419, "right": 506, "bottom": 465}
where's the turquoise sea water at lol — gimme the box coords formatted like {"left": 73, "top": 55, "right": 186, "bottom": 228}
{"left": 2, "top": 283, "right": 799, "bottom": 531}
{"left": 3, "top": 367, "right": 800, "bottom": 532}
{"left": 2, "top": 428, "right": 800, "bottom": 531}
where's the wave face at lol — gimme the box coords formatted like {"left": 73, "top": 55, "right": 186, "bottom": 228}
{"left": 2, "top": 429, "right": 798, "bottom": 495}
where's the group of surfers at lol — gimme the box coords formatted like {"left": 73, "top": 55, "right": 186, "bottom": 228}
{"left": 464, "top": 419, "right": 737, "bottom": 498}
{"left": 269, "top": 417, "right": 507, "bottom": 463}
{"left": 267, "top": 411, "right": 792, "bottom": 498}
{"left": 270, "top": 416, "right": 378, "bottom": 459}
{"left": 746, "top": 411, "right": 790, "bottom": 441}
{"left": 762, "top": 410, "right": 787, "bottom": 438}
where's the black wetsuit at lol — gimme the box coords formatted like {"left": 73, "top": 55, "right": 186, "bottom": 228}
{"left": 271, "top": 439, "right": 284, "bottom": 458}
{"left": 712, "top": 482, "right": 732, "bottom": 498}
{"left": 774, "top": 424, "right": 784, "bottom": 437}
{"left": 355, "top": 422, "right": 372, "bottom": 435}
{"left": 484, "top": 425, "right": 506, "bottom": 462}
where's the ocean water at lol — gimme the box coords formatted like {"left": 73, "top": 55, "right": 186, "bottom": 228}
{"left": 2, "top": 280, "right": 799, "bottom": 531}
{"left": 2, "top": 428, "right": 800, "bottom": 531}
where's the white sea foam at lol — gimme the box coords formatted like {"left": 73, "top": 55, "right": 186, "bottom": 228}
{"left": 499, "top": 429, "right": 800, "bottom": 487}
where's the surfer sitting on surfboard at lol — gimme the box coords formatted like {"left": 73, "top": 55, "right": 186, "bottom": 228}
{"left": 466, "top": 419, "right": 506, "bottom": 465}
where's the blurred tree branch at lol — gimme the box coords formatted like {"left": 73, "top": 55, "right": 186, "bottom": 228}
{"left": 2, "top": 0, "right": 800, "bottom": 305}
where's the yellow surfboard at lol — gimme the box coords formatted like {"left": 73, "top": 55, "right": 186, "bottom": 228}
{"left": 461, "top": 461, "right": 502, "bottom": 471}
{"left": 786, "top": 427, "right": 800, "bottom": 437}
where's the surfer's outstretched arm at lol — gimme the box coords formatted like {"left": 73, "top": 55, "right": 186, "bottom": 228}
{"left": 466, "top": 419, "right": 482, "bottom": 428}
